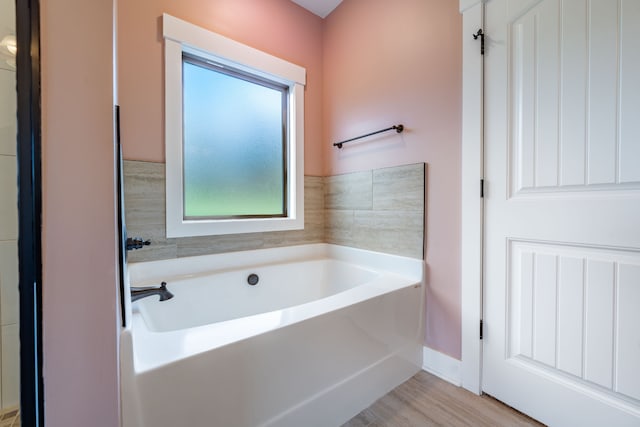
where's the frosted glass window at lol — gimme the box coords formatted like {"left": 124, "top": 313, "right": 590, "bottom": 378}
{"left": 163, "top": 14, "right": 305, "bottom": 237}
{"left": 182, "top": 55, "right": 287, "bottom": 219}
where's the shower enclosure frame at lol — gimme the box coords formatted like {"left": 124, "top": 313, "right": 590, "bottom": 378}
{"left": 15, "top": 0, "right": 44, "bottom": 424}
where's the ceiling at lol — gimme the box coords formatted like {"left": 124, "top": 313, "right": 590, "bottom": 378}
{"left": 291, "top": 0, "right": 343, "bottom": 18}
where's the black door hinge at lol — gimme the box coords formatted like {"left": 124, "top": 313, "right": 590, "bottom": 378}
{"left": 480, "top": 319, "right": 484, "bottom": 340}
{"left": 473, "top": 29, "right": 485, "bottom": 55}
{"left": 480, "top": 179, "right": 485, "bottom": 198}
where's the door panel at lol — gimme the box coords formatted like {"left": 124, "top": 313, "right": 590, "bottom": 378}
{"left": 509, "top": 0, "right": 640, "bottom": 195}
{"left": 483, "top": 0, "right": 640, "bottom": 425}
{"left": 617, "top": 264, "right": 640, "bottom": 401}
{"left": 508, "top": 241, "right": 640, "bottom": 399}
{"left": 619, "top": 1, "right": 640, "bottom": 183}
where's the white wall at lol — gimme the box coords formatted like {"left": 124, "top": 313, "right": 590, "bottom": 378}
{"left": 0, "top": 0, "right": 19, "bottom": 411}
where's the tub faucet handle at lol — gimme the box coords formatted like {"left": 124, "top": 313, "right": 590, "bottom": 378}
{"left": 126, "top": 237, "right": 151, "bottom": 251}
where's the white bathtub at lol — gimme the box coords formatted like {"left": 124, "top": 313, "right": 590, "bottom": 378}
{"left": 120, "top": 244, "right": 424, "bottom": 427}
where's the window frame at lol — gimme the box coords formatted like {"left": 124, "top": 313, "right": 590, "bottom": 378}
{"left": 163, "top": 13, "right": 305, "bottom": 238}
{"left": 181, "top": 53, "right": 290, "bottom": 220}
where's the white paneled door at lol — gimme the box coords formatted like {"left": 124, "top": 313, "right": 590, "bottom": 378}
{"left": 483, "top": 0, "right": 640, "bottom": 425}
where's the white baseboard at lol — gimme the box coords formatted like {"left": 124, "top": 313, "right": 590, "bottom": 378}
{"left": 422, "top": 346, "right": 462, "bottom": 387}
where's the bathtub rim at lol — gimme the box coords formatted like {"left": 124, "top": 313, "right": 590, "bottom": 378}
{"left": 124, "top": 244, "right": 424, "bottom": 374}
{"left": 130, "top": 272, "right": 421, "bottom": 374}
{"left": 127, "top": 243, "right": 423, "bottom": 287}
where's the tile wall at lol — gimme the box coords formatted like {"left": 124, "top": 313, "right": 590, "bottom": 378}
{"left": 124, "top": 161, "right": 424, "bottom": 263}
{"left": 0, "top": 0, "right": 20, "bottom": 409}
{"left": 124, "top": 161, "right": 325, "bottom": 263}
{"left": 325, "top": 163, "right": 424, "bottom": 259}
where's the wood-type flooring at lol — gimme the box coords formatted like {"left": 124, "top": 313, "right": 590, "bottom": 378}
{"left": 342, "top": 371, "right": 545, "bottom": 427}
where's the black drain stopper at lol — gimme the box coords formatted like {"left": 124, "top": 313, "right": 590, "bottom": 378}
{"left": 247, "top": 273, "right": 259, "bottom": 286}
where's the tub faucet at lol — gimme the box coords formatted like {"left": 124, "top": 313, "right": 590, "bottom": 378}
{"left": 131, "top": 281, "right": 174, "bottom": 302}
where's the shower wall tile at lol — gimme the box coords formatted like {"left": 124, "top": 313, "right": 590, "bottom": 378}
{"left": 0, "top": 156, "right": 17, "bottom": 241}
{"left": 325, "top": 163, "right": 425, "bottom": 259}
{"left": 0, "top": 124, "right": 15, "bottom": 158}
{"left": 1, "top": 324, "right": 18, "bottom": 409}
{"left": 0, "top": 69, "right": 17, "bottom": 156}
{"left": 0, "top": 63, "right": 18, "bottom": 413}
{"left": 0, "top": 241, "right": 18, "bottom": 326}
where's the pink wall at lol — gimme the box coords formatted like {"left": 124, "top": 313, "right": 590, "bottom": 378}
{"left": 41, "top": 0, "right": 120, "bottom": 425}
{"left": 323, "top": 0, "right": 462, "bottom": 359}
{"left": 118, "top": 0, "right": 325, "bottom": 176}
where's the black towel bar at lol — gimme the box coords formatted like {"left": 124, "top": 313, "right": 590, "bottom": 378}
{"left": 333, "top": 124, "right": 404, "bottom": 149}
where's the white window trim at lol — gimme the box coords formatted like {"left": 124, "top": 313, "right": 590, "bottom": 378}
{"left": 163, "top": 13, "right": 305, "bottom": 238}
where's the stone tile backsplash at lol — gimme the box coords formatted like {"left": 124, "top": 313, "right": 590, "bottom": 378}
{"left": 325, "top": 163, "right": 424, "bottom": 259}
{"left": 324, "top": 170, "right": 373, "bottom": 210}
{"left": 124, "top": 161, "right": 424, "bottom": 262}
